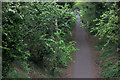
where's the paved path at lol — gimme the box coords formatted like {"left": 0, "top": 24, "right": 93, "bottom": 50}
{"left": 72, "top": 14, "right": 95, "bottom": 78}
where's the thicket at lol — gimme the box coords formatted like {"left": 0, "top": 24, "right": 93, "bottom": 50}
{"left": 74, "top": 2, "right": 120, "bottom": 77}
{"left": 2, "top": 2, "right": 77, "bottom": 78}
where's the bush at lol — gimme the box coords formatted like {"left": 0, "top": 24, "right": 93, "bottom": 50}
{"left": 2, "top": 2, "right": 77, "bottom": 78}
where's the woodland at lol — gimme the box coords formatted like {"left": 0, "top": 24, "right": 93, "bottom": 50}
{"left": 1, "top": 2, "right": 120, "bottom": 78}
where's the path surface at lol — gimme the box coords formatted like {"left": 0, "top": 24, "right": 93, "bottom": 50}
{"left": 72, "top": 14, "right": 95, "bottom": 78}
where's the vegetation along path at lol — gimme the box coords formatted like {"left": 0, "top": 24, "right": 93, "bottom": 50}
{"left": 72, "top": 14, "right": 95, "bottom": 78}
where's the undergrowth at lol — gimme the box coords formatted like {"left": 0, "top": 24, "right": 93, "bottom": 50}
{"left": 95, "top": 41, "right": 119, "bottom": 78}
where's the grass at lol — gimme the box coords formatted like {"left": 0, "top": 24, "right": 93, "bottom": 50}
{"left": 7, "top": 68, "right": 29, "bottom": 78}
{"left": 95, "top": 41, "right": 119, "bottom": 78}
{"left": 5, "top": 60, "right": 57, "bottom": 78}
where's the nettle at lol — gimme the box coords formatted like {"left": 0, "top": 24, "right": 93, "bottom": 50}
{"left": 2, "top": 2, "right": 77, "bottom": 77}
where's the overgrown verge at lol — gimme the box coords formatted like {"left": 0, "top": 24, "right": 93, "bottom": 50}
{"left": 74, "top": 2, "right": 120, "bottom": 78}
{"left": 2, "top": 2, "right": 77, "bottom": 78}
{"left": 95, "top": 41, "right": 119, "bottom": 77}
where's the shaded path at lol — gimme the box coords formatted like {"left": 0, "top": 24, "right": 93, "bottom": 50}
{"left": 72, "top": 14, "right": 95, "bottom": 78}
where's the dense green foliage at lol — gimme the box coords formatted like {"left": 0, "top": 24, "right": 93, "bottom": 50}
{"left": 95, "top": 41, "right": 119, "bottom": 77}
{"left": 74, "top": 2, "right": 120, "bottom": 77}
{"left": 92, "top": 3, "right": 120, "bottom": 47}
{"left": 2, "top": 2, "right": 31, "bottom": 77}
{"left": 2, "top": 2, "right": 120, "bottom": 78}
{"left": 74, "top": 2, "right": 120, "bottom": 47}
{"left": 2, "top": 2, "right": 77, "bottom": 78}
